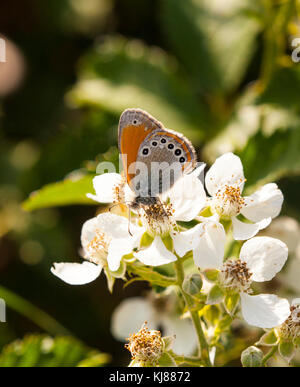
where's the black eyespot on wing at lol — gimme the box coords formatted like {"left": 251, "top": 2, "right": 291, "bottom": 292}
{"left": 179, "top": 157, "right": 185, "bottom": 163}
{"left": 161, "top": 138, "right": 167, "bottom": 144}
{"left": 142, "top": 148, "right": 149, "bottom": 155}
{"left": 133, "top": 119, "right": 138, "bottom": 125}
{"left": 168, "top": 143, "right": 174, "bottom": 150}
{"left": 152, "top": 141, "right": 158, "bottom": 147}
{"left": 175, "top": 149, "right": 182, "bottom": 156}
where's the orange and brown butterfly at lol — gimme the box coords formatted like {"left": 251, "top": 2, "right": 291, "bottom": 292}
{"left": 118, "top": 108, "right": 197, "bottom": 208}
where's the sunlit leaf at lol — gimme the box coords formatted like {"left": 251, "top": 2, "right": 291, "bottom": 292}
{"left": 22, "top": 173, "right": 96, "bottom": 211}
{"left": 0, "top": 335, "right": 110, "bottom": 367}
{"left": 160, "top": 0, "right": 262, "bottom": 93}
{"left": 67, "top": 36, "right": 210, "bottom": 143}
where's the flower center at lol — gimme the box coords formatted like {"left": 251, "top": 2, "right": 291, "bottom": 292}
{"left": 125, "top": 322, "right": 164, "bottom": 365}
{"left": 220, "top": 259, "right": 252, "bottom": 293}
{"left": 140, "top": 201, "right": 175, "bottom": 237}
{"left": 278, "top": 305, "right": 300, "bottom": 340}
{"left": 85, "top": 228, "right": 111, "bottom": 265}
{"left": 212, "top": 183, "right": 245, "bottom": 218}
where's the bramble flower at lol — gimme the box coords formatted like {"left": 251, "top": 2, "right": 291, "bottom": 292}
{"left": 276, "top": 299, "right": 300, "bottom": 343}
{"left": 87, "top": 167, "right": 207, "bottom": 266}
{"left": 125, "top": 322, "right": 171, "bottom": 367}
{"left": 111, "top": 294, "right": 197, "bottom": 356}
{"left": 203, "top": 236, "right": 290, "bottom": 328}
{"left": 51, "top": 212, "right": 142, "bottom": 289}
{"left": 258, "top": 299, "right": 300, "bottom": 363}
{"left": 205, "top": 153, "right": 283, "bottom": 240}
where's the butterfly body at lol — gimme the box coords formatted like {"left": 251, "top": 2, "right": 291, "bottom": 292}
{"left": 118, "top": 108, "right": 197, "bottom": 207}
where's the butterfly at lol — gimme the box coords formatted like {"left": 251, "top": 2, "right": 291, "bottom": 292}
{"left": 118, "top": 108, "right": 197, "bottom": 210}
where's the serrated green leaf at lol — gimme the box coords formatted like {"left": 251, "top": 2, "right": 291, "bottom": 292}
{"left": 22, "top": 174, "right": 96, "bottom": 211}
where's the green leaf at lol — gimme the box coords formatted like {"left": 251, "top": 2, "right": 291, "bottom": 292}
{"left": 126, "top": 263, "right": 177, "bottom": 287}
{"left": 0, "top": 335, "right": 110, "bottom": 367}
{"left": 206, "top": 285, "right": 224, "bottom": 305}
{"left": 160, "top": 0, "right": 262, "bottom": 93}
{"left": 238, "top": 127, "right": 300, "bottom": 190}
{"left": 203, "top": 305, "right": 220, "bottom": 326}
{"left": 158, "top": 352, "right": 177, "bottom": 367}
{"left": 22, "top": 173, "right": 96, "bottom": 211}
{"left": 224, "top": 293, "right": 240, "bottom": 316}
{"left": 67, "top": 36, "right": 210, "bottom": 143}
{"left": 256, "top": 330, "right": 278, "bottom": 347}
{"left": 203, "top": 269, "right": 219, "bottom": 283}
{"left": 278, "top": 340, "right": 295, "bottom": 363}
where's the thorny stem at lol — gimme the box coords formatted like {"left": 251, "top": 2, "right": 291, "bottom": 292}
{"left": 174, "top": 259, "right": 212, "bottom": 367}
{"left": 262, "top": 346, "right": 277, "bottom": 366}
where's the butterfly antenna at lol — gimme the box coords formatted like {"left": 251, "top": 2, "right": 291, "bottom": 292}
{"left": 128, "top": 205, "right": 133, "bottom": 236}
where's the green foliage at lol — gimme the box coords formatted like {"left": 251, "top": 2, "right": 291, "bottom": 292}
{"left": 67, "top": 37, "right": 210, "bottom": 142}
{"left": 22, "top": 173, "right": 96, "bottom": 211}
{"left": 0, "top": 335, "right": 110, "bottom": 367}
{"left": 160, "top": 0, "right": 262, "bottom": 93}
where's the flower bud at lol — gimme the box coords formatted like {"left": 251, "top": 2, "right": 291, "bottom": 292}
{"left": 241, "top": 346, "right": 263, "bottom": 367}
{"left": 182, "top": 273, "right": 203, "bottom": 295}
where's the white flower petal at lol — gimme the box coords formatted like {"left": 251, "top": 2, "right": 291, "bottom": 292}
{"left": 232, "top": 216, "right": 271, "bottom": 240}
{"left": 89, "top": 173, "right": 123, "bottom": 203}
{"left": 172, "top": 224, "right": 203, "bottom": 257}
{"left": 81, "top": 217, "right": 100, "bottom": 249}
{"left": 162, "top": 316, "right": 197, "bottom": 356}
{"left": 240, "top": 237, "right": 288, "bottom": 282}
{"left": 96, "top": 212, "right": 139, "bottom": 240}
{"left": 162, "top": 173, "right": 206, "bottom": 222}
{"left": 241, "top": 183, "right": 283, "bottom": 222}
{"left": 240, "top": 293, "right": 290, "bottom": 328}
{"left": 205, "top": 153, "right": 245, "bottom": 196}
{"left": 111, "top": 298, "right": 157, "bottom": 341}
{"left": 107, "top": 237, "right": 136, "bottom": 272}
{"left": 134, "top": 236, "right": 177, "bottom": 266}
{"left": 51, "top": 262, "right": 102, "bottom": 285}
{"left": 193, "top": 221, "right": 226, "bottom": 270}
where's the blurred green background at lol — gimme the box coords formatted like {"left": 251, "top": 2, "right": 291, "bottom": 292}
{"left": 0, "top": 0, "right": 300, "bottom": 366}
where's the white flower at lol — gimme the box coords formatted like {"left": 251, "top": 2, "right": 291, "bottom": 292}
{"left": 205, "top": 153, "right": 283, "bottom": 240}
{"left": 204, "top": 236, "right": 290, "bottom": 328}
{"left": 276, "top": 299, "right": 300, "bottom": 341}
{"left": 111, "top": 295, "right": 197, "bottom": 356}
{"left": 87, "top": 167, "right": 207, "bottom": 266}
{"left": 51, "top": 212, "right": 141, "bottom": 285}
{"left": 173, "top": 216, "right": 226, "bottom": 270}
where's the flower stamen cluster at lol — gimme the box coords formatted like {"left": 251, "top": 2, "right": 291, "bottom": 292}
{"left": 84, "top": 228, "right": 110, "bottom": 265}
{"left": 125, "top": 322, "right": 164, "bottom": 365}
{"left": 212, "top": 180, "right": 246, "bottom": 218}
{"left": 220, "top": 259, "right": 253, "bottom": 293}
{"left": 277, "top": 304, "right": 300, "bottom": 341}
{"left": 141, "top": 201, "right": 176, "bottom": 237}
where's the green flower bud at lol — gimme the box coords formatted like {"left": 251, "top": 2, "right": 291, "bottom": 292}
{"left": 241, "top": 346, "right": 263, "bottom": 367}
{"left": 182, "top": 273, "right": 203, "bottom": 295}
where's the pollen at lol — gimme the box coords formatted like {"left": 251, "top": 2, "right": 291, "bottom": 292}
{"left": 85, "top": 228, "right": 110, "bottom": 265}
{"left": 278, "top": 305, "right": 300, "bottom": 340}
{"left": 125, "top": 322, "right": 164, "bottom": 365}
{"left": 112, "top": 175, "right": 127, "bottom": 204}
{"left": 140, "top": 200, "right": 176, "bottom": 237}
{"left": 220, "top": 259, "right": 253, "bottom": 293}
{"left": 212, "top": 180, "right": 246, "bottom": 218}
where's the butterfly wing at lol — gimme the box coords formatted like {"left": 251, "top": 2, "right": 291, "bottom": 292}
{"left": 118, "top": 109, "right": 197, "bottom": 197}
{"left": 118, "top": 109, "right": 163, "bottom": 189}
{"left": 136, "top": 129, "right": 197, "bottom": 196}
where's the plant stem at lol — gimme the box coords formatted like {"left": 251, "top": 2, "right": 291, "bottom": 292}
{"left": 169, "top": 351, "right": 204, "bottom": 367}
{"left": 174, "top": 259, "right": 212, "bottom": 367}
{"left": 262, "top": 346, "right": 277, "bottom": 366}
